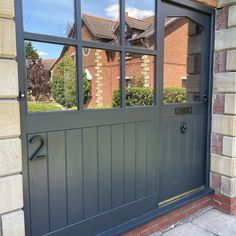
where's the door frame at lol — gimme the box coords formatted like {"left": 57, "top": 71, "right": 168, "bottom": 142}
{"left": 14, "top": 0, "right": 215, "bottom": 235}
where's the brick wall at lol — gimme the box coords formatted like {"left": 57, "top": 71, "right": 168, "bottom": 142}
{"left": 123, "top": 195, "right": 212, "bottom": 236}
{"left": 0, "top": 0, "right": 25, "bottom": 235}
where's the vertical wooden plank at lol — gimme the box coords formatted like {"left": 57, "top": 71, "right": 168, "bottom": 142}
{"left": 112, "top": 124, "right": 124, "bottom": 208}
{"left": 124, "top": 123, "right": 136, "bottom": 204}
{"left": 98, "top": 126, "right": 112, "bottom": 213}
{"left": 135, "top": 122, "right": 147, "bottom": 199}
{"left": 48, "top": 131, "right": 67, "bottom": 231}
{"left": 185, "top": 116, "right": 194, "bottom": 178}
{"left": 178, "top": 117, "right": 188, "bottom": 181}
{"left": 194, "top": 115, "right": 203, "bottom": 174}
{"left": 159, "top": 118, "right": 180, "bottom": 200}
{"left": 146, "top": 121, "right": 156, "bottom": 195}
{"left": 28, "top": 133, "right": 49, "bottom": 235}
{"left": 83, "top": 127, "right": 98, "bottom": 218}
{"left": 159, "top": 118, "right": 169, "bottom": 184}
{"left": 66, "top": 129, "right": 83, "bottom": 224}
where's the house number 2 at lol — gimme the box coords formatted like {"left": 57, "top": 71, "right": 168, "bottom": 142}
{"left": 28, "top": 135, "right": 47, "bottom": 161}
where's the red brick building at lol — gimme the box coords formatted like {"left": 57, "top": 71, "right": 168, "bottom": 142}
{"left": 52, "top": 14, "right": 190, "bottom": 108}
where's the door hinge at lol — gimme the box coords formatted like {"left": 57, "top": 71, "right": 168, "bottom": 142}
{"left": 18, "top": 91, "right": 26, "bottom": 101}
{"left": 203, "top": 94, "right": 208, "bottom": 103}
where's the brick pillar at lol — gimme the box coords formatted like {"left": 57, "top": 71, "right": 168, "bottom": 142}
{"left": 141, "top": 55, "right": 150, "bottom": 87}
{"left": 211, "top": 0, "right": 236, "bottom": 214}
{"left": 95, "top": 49, "right": 103, "bottom": 106}
{"left": 186, "top": 21, "right": 202, "bottom": 102}
{"left": 0, "top": 1, "right": 25, "bottom": 235}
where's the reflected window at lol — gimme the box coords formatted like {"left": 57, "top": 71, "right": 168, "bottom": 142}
{"left": 82, "top": 48, "right": 121, "bottom": 109}
{"left": 125, "top": 53, "right": 155, "bottom": 107}
{"left": 25, "top": 41, "right": 77, "bottom": 112}
{"left": 81, "top": 0, "right": 120, "bottom": 44}
{"left": 23, "top": 0, "right": 75, "bottom": 38}
{"left": 163, "top": 17, "right": 203, "bottom": 104}
{"left": 83, "top": 47, "right": 90, "bottom": 56}
{"left": 125, "top": 0, "right": 155, "bottom": 49}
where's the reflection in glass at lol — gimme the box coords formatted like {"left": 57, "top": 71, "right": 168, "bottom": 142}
{"left": 25, "top": 41, "right": 77, "bottom": 112}
{"left": 125, "top": 0, "right": 155, "bottom": 48}
{"left": 23, "top": 0, "right": 75, "bottom": 38}
{"left": 81, "top": 0, "right": 120, "bottom": 44}
{"left": 163, "top": 17, "right": 202, "bottom": 104}
{"left": 125, "top": 53, "right": 155, "bottom": 107}
{"left": 82, "top": 48, "right": 120, "bottom": 109}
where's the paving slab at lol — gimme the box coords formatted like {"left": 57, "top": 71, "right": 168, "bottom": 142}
{"left": 192, "top": 209, "right": 236, "bottom": 236}
{"left": 162, "top": 223, "right": 214, "bottom": 236}
{"left": 152, "top": 208, "right": 236, "bottom": 236}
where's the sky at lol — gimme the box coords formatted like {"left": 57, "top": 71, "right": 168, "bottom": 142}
{"left": 23, "top": 0, "right": 155, "bottom": 59}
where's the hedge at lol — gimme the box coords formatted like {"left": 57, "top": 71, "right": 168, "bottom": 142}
{"left": 112, "top": 86, "right": 187, "bottom": 107}
{"left": 163, "top": 86, "right": 187, "bottom": 104}
{"left": 113, "top": 87, "right": 154, "bottom": 107}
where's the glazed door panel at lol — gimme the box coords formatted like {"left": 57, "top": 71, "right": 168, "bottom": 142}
{"left": 158, "top": 1, "right": 211, "bottom": 202}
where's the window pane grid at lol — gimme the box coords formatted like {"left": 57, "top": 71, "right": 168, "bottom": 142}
{"left": 22, "top": 0, "right": 157, "bottom": 111}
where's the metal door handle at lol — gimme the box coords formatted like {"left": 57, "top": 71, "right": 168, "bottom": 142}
{"left": 180, "top": 122, "right": 187, "bottom": 134}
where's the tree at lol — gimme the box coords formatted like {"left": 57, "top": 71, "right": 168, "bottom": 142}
{"left": 26, "top": 59, "right": 51, "bottom": 101}
{"left": 25, "top": 42, "right": 39, "bottom": 60}
{"left": 51, "top": 53, "right": 90, "bottom": 108}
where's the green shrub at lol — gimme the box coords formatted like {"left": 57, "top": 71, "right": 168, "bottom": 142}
{"left": 51, "top": 76, "right": 65, "bottom": 105}
{"left": 51, "top": 53, "right": 90, "bottom": 108}
{"left": 113, "top": 87, "right": 154, "bottom": 107}
{"left": 163, "top": 86, "right": 187, "bottom": 104}
{"left": 112, "top": 86, "right": 187, "bottom": 107}
{"left": 83, "top": 71, "right": 90, "bottom": 101}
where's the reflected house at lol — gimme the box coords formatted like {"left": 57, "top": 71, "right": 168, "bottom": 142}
{"left": 51, "top": 13, "right": 200, "bottom": 108}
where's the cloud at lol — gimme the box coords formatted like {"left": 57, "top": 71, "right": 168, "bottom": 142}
{"left": 105, "top": 4, "right": 154, "bottom": 20}
{"left": 125, "top": 6, "right": 154, "bottom": 19}
{"left": 105, "top": 4, "right": 119, "bottom": 20}
{"left": 37, "top": 51, "right": 48, "bottom": 56}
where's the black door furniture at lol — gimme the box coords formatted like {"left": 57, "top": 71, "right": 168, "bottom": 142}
{"left": 15, "top": 0, "right": 214, "bottom": 235}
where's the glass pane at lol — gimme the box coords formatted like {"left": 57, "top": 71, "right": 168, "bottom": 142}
{"left": 25, "top": 41, "right": 77, "bottom": 112}
{"left": 125, "top": 0, "right": 155, "bottom": 49}
{"left": 82, "top": 48, "right": 120, "bottom": 109}
{"left": 81, "top": 0, "right": 120, "bottom": 44}
{"left": 125, "top": 53, "right": 155, "bottom": 107}
{"left": 23, "top": 0, "right": 75, "bottom": 38}
{"left": 163, "top": 17, "right": 203, "bottom": 104}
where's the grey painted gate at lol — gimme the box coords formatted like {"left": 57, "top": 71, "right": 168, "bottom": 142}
{"left": 158, "top": 2, "right": 212, "bottom": 203}
{"left": 15, "top": 0, "right": 213, "bottom": 235}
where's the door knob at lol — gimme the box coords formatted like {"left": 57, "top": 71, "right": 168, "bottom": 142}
{"left": 180, "top": 122, "right": 187, "bottom": 134}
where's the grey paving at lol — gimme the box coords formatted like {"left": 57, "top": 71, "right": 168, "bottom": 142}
{"left": 193, "top": 209, "right": 236, "bottom": 236}
{"left": 162, "top": 223, "right": 214, "bottom": 236}
{"left": 153, "top": 208, "right": 236, "bottom": 236}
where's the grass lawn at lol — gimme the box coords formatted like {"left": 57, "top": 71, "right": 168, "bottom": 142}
{"left": 28, "top": 102, "right": 112, "bottom": 112}
{"left": 28, "top": 102, "right": 63, "bottom": 112}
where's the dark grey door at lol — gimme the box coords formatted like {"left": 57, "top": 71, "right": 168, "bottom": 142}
{"left": 158, "top": 2, "right": 211, "bottom": 202}
{"left": 15, "top": 0, "right": 212, "bottom": 235}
